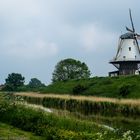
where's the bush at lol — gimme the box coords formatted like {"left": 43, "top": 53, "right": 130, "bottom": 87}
{"left": 118, "top": 84, "right": 133, "bottom": 97}
{"left": 72, "top": 84, "right": 88, "bottom": 95}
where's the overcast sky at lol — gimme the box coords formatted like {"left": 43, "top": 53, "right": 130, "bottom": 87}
{"left": 0, "top": 0, "right": 140, "bottom": 84}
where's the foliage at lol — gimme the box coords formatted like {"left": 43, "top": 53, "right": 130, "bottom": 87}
{"left": 28, "top": 78, "right": 45, "bottom": 88}
{"left": 37, "top": 76, "right": 140, "bottom": 99}
{"left": 72, "top": 84, "right": 88, "bottom": 95}
{"left": 20, "top": 95, "right": 140, "bottom": 118}
{"left": 119, "top": 84, "right": 133, "bottom": 97}
{"left": 0, "top": 98, "right": 113, "bottom": 139}
{"left": 9, "top": 75, "right": 140, "bottom": 99}
{"left": 0, "top": 122, "right": 44, "bottom": 140}
{"left": 121, "top": 130, "right": 134, "bottom": 140}
{"left": 0, "top": 96, "right": 139, "bottom": 140}
{"left": 3, "top": 73, "right": 25, "bottom": 91}
{"left": 52, "top": 58, "right": 91, "bottom": 82}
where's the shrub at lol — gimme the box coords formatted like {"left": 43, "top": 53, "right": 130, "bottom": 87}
{"left": 118, "top": 84, "right": 133, "bottom": 97}
{"left": 72, "top": 84, "right": 88, "bottom": 95}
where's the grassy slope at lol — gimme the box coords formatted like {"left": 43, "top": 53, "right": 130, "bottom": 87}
{"left": 0, "top": 122, "right": 44, "bottom": 140}
{"left": 39, "top": 75, "right": 140, "bottom": 98}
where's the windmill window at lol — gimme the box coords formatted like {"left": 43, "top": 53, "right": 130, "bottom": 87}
{"left": 129, "top": 47, "right": 131, "bottom": 51}
{"left": 123, "top": 56, "right": 126, "bottom": 59}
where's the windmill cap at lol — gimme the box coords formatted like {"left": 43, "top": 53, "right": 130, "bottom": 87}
{"left": 120, "top": 32, "right": 135, "bottom": 39}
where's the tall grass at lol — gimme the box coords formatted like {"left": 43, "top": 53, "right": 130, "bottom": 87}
{"left": 0, "top": 97, "right": 120, "bottom": 140}
{"left": 0, "top": 94, "right": 139, "bottom": 140}
{"left": 15, "top": 93, "right": 140, "bottom": 117}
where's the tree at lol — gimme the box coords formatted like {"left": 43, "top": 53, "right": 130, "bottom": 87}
{"left": 52, "top": 58, "right": 91, "bottom": 82}
{"left": 4, "top": 73, "right": 25, "bottom": 91}
{"left": 28, "top": 78, "right": 45, "bottom": 88}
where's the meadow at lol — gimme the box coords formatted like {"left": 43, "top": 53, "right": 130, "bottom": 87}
{"left": 14, "top": 92, "right": 140, "bottom": 138}
{"left": 0, "top": 94, "right": 117, "bottom": 140}
{"left": 0, "top": 93, "right": 140, "bottom": 139}
{"left": 20, "top": 75, "right": 140, "bottom": 99}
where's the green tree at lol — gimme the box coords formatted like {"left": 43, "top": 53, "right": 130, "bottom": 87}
{"left": 4, "top": 73, "right": 25, "bottom": 91}
{"left": 52, "top": 58, "right": 91, "bottom": 82}
{"left": 28, "top": 78, "right": 45, "bottom": 88}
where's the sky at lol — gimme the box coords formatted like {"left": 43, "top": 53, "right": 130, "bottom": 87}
{"left": 0, "top": 0, "right": 140, "bottom": 85}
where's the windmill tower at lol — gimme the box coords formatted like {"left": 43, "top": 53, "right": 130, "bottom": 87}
{"left": 109, "top": 9, "right": 140, "bottom": 76}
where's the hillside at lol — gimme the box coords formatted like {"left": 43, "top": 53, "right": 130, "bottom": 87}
{"left": 38, "top": 75, "right": 140, "bottom": 98}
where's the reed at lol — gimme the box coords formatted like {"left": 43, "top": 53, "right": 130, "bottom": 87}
{"left": 0, "top": 94, "right": 139, "bottom": 140}
{"left": 0, "top": 98, "right": 119, "bottom": 139}
{"left": 15, "top": 92, "right": 140, "bottom": 117}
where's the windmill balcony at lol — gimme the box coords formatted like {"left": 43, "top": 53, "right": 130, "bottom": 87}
{"left": 109, "top": 58, "right": 140, "bottom": 63}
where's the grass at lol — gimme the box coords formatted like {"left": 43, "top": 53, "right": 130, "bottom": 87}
{"left": 0, "top": 94, "right": 139, "bottom": 140}
{"left": 0, "top": 99, "right": 119, "bottom": 140}
{"left": 2, "top": 75, "right": 140, "bottom": 99}
{"left": 0, "top": 122, "right": 44, "bottom": 140}
{"left": 15, "top": 92, "right": 140, "bottom": 106}
{"left": 50, "top": 106, "right": 140, "bottom": 133}
{"left": 14, "top": 92, "right": 140, "bottom": 119}
{"left": 35, "top": 75, "right": 140, "bottom": 98}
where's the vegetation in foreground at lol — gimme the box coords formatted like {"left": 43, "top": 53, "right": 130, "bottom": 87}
{"left": 15, "top": 92, "right": 140, "bottom": 118}
{"left": 0, "top": 122, "right": 43, "bottom": 140}
{"left": 0, "top": 94, "right": 140, "bottom": 140}
{"left": 14, "top": 92, "right": 140, "bottom": 138}
{"left": 14, "top": 92, "right": 140, "bottom": 137}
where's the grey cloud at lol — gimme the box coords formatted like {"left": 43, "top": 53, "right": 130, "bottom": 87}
{"left": 0, "top": 0, "right": 140, "bottom": 84}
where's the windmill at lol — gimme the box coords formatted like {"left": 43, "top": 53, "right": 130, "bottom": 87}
{"left": 109, "top": 9, "right": 140, "bottom": 76}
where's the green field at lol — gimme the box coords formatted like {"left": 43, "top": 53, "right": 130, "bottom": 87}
{"left": 3, "top": 75, "right": 140, "bottom": 98}
{"left": 33, "top": 75, "right": 140, "bottom": 98}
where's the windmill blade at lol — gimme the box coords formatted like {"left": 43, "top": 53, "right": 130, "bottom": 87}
{"left": 126, "top": 26, "right": 134, "bottom": 33}
{"left": 135, "top": 38, "right": 140, "bottom": 53}
{"left": 129, "top": 9, "right": 135, "bottom": 32}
